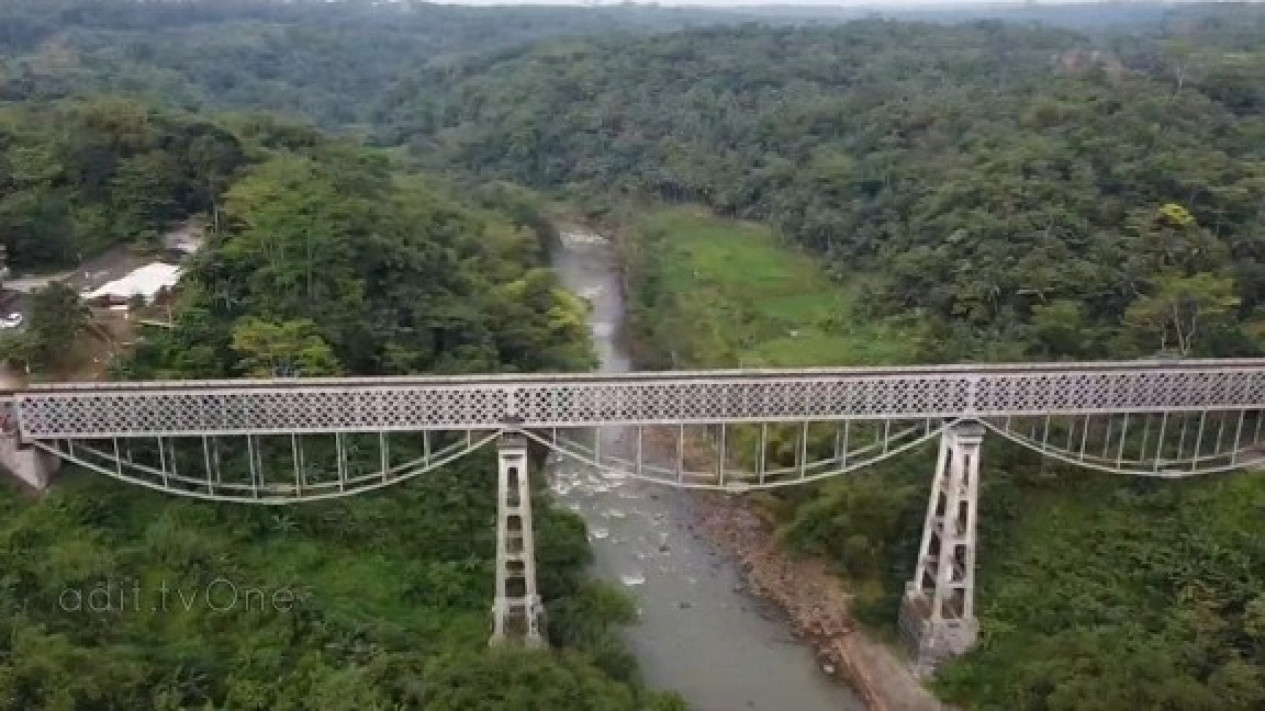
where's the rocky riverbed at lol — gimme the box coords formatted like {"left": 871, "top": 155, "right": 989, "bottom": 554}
{"left": 687, "top": 490, "right": 950, "bottom": 711}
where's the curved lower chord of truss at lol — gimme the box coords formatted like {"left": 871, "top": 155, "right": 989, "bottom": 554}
{"left": 521, "top": 419, "right": 946, "bottom": 491}
{"left": 981, "top": 409, "right": 1265, "bottom": 477}
{"left": 20, "top": 408, "right": 1265, "bottom": 503}
{"left": 24, "top": 420, "right": 949, "bottom": 500}
{"left": 28, "top": 429, "right": 503, "bottom": 504}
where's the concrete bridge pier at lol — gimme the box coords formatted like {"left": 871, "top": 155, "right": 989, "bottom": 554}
{"left": 0, "top": 366, "right": 58, "bottom": 491}
{"left": 489, "top": 433, "right": 545, "bottom": 648}
{"left": 899, "top": 420, "right": 984, "bottom": 676}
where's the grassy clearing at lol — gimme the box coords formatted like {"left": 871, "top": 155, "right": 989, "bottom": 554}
{"left": 629, "top": 208, "right": 915, "bottom": 368}
{"left": 619, "top": 204, "right": 934, "bottom": 629}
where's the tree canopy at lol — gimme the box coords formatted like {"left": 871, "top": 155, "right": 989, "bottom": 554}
{"left": 3, "top": 1, "right": 1265, "bottom": 708}
{"left": 375, "top": 7, "right": 1265, "bottom": 708}
{"left": 395, "top": 14, "right": 1265, "bottom": 361}
{"left": 0, "top": 94, "right": 661, "bottom": 710}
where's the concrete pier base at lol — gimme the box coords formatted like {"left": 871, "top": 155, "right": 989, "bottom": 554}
{"left": 898, "top": 587, "right": 980, "bottom": 678}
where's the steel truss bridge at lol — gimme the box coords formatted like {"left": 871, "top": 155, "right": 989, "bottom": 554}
{"left": 3, "top": 358, "right": 1265, "bottom": 669}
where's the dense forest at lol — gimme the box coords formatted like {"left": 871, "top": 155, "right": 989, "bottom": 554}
{"left": 505, "top": 11, "right": 1262, "bottom": 711}
{"left": 0, "top": 0, "right": 769, "bottom": 130}
{"left": 0, "top": 2, "right": 699, "bottom": 706}
{"left": 0, "top": 98, "right": 243, "bottom": 270}
{"left": 380, "top": 5, "right": 1265, "bottom": 709}
{"left": 0, "top": 0, "right": 1209, "bottom": 134}
{"left": 0, "top": 99, "right": 692, "bottom": 706}
{"left": 3, "top": 0, "right": 1265, "bottom": 708}
{"left": 396, "top": 12, "right": 1265, "bottom": 363}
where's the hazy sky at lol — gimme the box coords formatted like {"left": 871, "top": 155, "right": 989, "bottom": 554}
{"left": 436, "top": 0, "right": 1142, "bottom": 6}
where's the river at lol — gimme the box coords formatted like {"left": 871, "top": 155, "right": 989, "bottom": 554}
{"left": 547, "top": 227, "right": 864, "bottom": 711}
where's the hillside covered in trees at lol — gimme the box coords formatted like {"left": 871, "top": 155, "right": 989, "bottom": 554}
{"left": 3, "top": 0, "right": 1265, "bottom": 708}
{"left": 0, "top": 0, "right": 1207, "bottom": 134}
{"left": 0, "top": 97, "right": 243, "bottom": 271}
{"left": 0, "top": 54, "right": 680, "bottom": 711}
{"left": 380, "top": 6, "right": 1265, "bottom": 709}
{"left": 0, "top": 99, "right": 692, "bottom": 707}
{"left": 396, "top": 11, "right": 1265, "bottom": 363}
{"left": 0, "top": 0, "right": 767, "bottom": 130}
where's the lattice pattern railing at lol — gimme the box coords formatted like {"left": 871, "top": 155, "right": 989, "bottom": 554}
{"left": 8, "top": 359, "right": 1265, "bottom": 439}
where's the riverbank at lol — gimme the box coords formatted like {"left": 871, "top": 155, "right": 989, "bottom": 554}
{"left": 689, "top": 491, "right": 948, "bottom": 711}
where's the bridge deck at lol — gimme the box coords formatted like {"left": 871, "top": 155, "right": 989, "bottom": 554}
{"left": 5, "top": 359, "right": 1265, "bottom": 439}
{"left": 10, "top": 358, "right": 1265, "bottom": 393}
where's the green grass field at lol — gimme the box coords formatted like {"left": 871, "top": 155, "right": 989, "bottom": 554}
{"left": 633, "top": 208, "right": 915, "bottom": 368}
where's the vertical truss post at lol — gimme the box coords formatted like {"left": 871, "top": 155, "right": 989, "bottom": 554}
{"left": 489, "top": 433, "right": 545, "bottom": 648}
{"left": 899, "top": 420, "right": 985, "bottom": 676}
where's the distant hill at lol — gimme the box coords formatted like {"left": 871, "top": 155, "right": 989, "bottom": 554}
{"left": 731, "top": 1, "right": 1181, "bottom": 30}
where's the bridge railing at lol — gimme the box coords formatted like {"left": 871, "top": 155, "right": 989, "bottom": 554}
{"left": 7, "top": 359, "right": 1265, "bottom": 440}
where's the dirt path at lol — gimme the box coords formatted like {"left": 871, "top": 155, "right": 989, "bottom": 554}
{"left": 689, "top": 491, "right": 952, "bottom": 711}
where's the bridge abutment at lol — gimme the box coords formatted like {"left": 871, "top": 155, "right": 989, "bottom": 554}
{"left": 0, "top": 433, "right": 60, "bottom": 491}
{"left": 489, "top": 433, "right": 546, "bottom": 648}
{"left": 899, "top": 420, "right": 984, "bottom": 676}
{"left": 0, "top": 367, "right": 58, "bottom": 491}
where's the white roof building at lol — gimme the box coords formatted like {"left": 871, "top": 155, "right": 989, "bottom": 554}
{"left": 83, "top": 262, "right": 183, "bottom": 304}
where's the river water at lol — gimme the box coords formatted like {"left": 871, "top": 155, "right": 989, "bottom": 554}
{"left": 546, "top": 227, "right": 864, "bottom": 711}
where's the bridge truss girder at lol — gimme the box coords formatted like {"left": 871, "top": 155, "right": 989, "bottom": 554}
{"left": 18, "top": 407, "right": 1265, "bottom": 504}
{"left": 6, "top": 360, "right": 1265, "bottom": 667}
